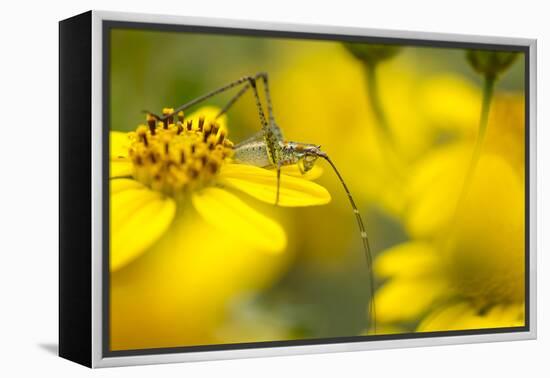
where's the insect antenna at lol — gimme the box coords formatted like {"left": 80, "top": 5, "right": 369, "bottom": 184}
{"left": 318, "top": 153, "right": 377, "bottom": 333}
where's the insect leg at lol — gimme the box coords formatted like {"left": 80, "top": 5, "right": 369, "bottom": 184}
{"left": 255, "top": 72, "right": 285, "bottom": 141}
{"left": 169, "top": 77, "right": 254, "bottom": 120}
{"left": 143, "top": 74, "right": 279, "bottom": 147}
{"left": 246, "top": 78, "right": 284, "bottom": 206}
{"left": 215, "top": 83, "right": 251, "bottom": 119}
{"left": 215, "top": 73, "right": 284, "bottom": 140}
{"left": 254, "top": 73, "right": 285, "bottom": 205}
{"left": 213, "top": 72, "right": 270, "bottom": 118}
{"left": 214, "top": 75, "right": 281, "bottom": 205}
{"left": 144, "top": 75, "right": 260, "bottom": 122}
{"left": 209, "top": 75, "right": 279, "bottom": 174}
{"left": 255, "top": 72, "right": 275, "bottom": 125}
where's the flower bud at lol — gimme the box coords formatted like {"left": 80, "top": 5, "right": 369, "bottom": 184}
{"left": 343, "top": 42, "right": 402, "bottom": 65}
{"left": 466, "top": 50, "right": 519, "bottom": 78}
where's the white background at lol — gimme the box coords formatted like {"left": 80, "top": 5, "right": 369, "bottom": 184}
{"left": 0, "top": 0, "right": 546, "bottom": 376}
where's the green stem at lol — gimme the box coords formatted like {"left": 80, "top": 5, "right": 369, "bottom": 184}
{"left": 365, "top": 62, "right": 393, "bottom": 143}
{"left": 462, "top": 74, "right": 496, "bottom": 192}
{"left": 447, "top": 74, "right": 496, "bottom": 230}
{"left": 438, "top": 73, "right": 497, "bottom": 254}
{"left": 363, "top": 62, "right": 406, "bottom": 182}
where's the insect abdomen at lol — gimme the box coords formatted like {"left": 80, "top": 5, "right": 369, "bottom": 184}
{"left": 233, "top": 140, "right": 272, "bottom": 168}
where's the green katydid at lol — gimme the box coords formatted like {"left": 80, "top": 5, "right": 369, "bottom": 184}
{"left": 146, "top": 72, "right": 376, "bottom": 332}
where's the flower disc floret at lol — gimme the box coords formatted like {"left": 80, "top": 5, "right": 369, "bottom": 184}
{"left": 128, "top": 109, "right": 234, "bottom": 197}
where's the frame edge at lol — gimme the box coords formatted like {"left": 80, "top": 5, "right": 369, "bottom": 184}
{"left": 59, "top": 10, "right": 93, "bottom": 368}
{"left": 89, "top": 10, "right": 537, "bottom": 367}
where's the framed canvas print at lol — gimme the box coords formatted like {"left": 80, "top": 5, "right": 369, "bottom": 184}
{"left": 59, "top": 10, "right": 537, "bottom": 368}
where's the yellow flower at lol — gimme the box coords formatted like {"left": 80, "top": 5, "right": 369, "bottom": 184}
{"left": 110, "top": 106, "right": 331, "bottom": 272}
{"left": 375, "top": 153, "right": 525, "bottom": 329}
{"left": 110, "top": 209, "right": 294, "bottom": 350}
{"left": 109, "top": 106, "right": 333, "bottom": 350}
{"left": 374, "top": 95, "right": 525, "bottom": 331}
{"left": 405, "top": 95, "right": 525, "bottom": 239}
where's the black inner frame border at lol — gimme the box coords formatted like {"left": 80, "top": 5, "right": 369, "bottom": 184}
{"left": 102, "top": 20, "right": 531, "bottom": 358}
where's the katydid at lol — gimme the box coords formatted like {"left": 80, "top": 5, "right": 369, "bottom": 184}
{"left": 146, "top": 72, "right": 376, "bottom": 332}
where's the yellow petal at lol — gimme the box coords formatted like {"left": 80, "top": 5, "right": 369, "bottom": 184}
{"left": 111, "top": 161, "right": 133, "bottom": 178}
{"left": 109, "top": 205, "right": 292, "bottom": 350}
{"left": 485, "top": 94, "right": 525, "bottom": 177}
{"left": 375, "top": 278, "right": 448, "bottom": 323}
{"left": 111, "top": 131, "right": 131, "bottom": 160}
{"left": 219, "top": 164, "right": 331, "bottom": 207}
{"left": 271, "top": 164, "right": 324, "bottom": 180}
{"left": 374, "top": 242, "right": 440, "bottom": 279}
{"left": 111, "top": 178, "right": 144, "bottom": 194}
{"left": 446, "top": 154, "right": 525, "bottom": 304}
{"left": 418, "top": 302, "right": 524, "bottom": 332}
{"left": 110, "top": 179, "right": 176, "bottom": 272}
{"left": 405, "top": 144, "right": 470, "bottom": 238}
{"left": 418, "top": 74, "right": 481, "bottom": 133}
{"left": 191, "top": 187, "right": 287, "bottom": 254}
{"left": 417, "top": 302, "right": 471, "bottom": 332}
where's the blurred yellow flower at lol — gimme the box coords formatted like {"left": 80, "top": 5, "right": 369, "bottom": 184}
{"left": 374, "top": 95, "right": 525, "bottom": 331}
{"left": 267, "top": 44, "right": 484, "bottom": 219}
{"left": 240, "top": 43, "right": 485, "bottom": 268}
{"left": 110, "top": 106, "right": 331, "bottom": 271}
{"left": 405, "top": 95, "right": 525, "bottom": 239}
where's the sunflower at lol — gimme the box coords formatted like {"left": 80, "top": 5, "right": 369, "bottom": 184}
{"left": 110, "top": 106, "right": 331, "bottom": 272}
